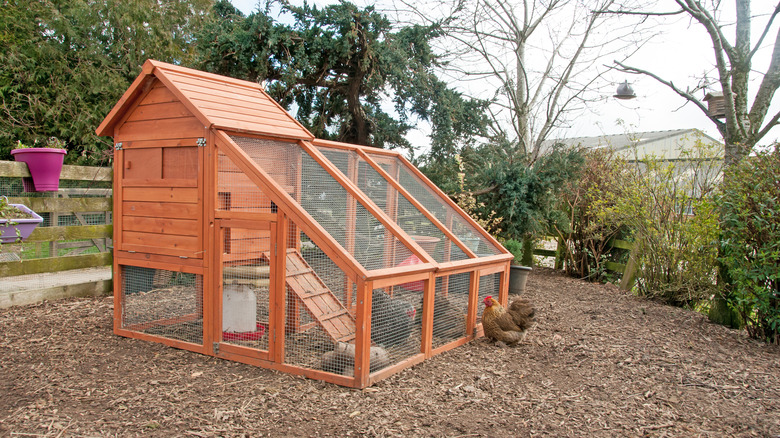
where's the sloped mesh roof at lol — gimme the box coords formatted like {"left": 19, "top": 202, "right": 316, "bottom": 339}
{"left": 362, "top": 150, "right": 503, "bottom": 256}
{"left": 223, "top": 135, "right": 505, "bottom": 274}
{"left": 228, "top": 136, "right": 421, "bottom": 272}
{"left": 317, "top": 146, "right": 472, "bottom": 264}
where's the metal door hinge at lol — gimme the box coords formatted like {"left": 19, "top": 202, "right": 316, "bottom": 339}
{"left": 115, "top": 143, "right": 123, "bottom": 150}
{"left": 197, "top": 138, "right": 207, "bottom": 147}
{"left": 213, "top": 342, "right": 220, "bottom": 354}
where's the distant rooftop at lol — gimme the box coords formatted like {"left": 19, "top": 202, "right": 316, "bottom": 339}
{"left": 550, "top": 128, "right": 721, "bottom": 151}
{"left": 542, "top": 128, "right": 724, "bottom": 161}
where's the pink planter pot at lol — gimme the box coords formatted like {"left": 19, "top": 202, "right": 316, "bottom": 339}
{"left": 0, "top": 204, "right": 43, "bottom": 243}
{"left": 11, "top": 148, "right": 67, "bottom": 192}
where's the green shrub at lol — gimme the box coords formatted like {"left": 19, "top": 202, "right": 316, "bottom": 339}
{"left": 503, "top": 239, "right": 523, "bottom": 264}
{"left": 558, "top": 148, "right": 628, "bottom": 281}
{"left": 588, "top": 141, "right": 721, "bottom": 306}
{"left": 474, "top": 143, "right": 584, "bottom": 265}
{"left": 718, "top": 145, "right": 780, "bottom": 344}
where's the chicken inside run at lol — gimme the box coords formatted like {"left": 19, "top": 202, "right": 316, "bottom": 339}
{"left": 97, "top": 60, "right": 521, "bottom": 388}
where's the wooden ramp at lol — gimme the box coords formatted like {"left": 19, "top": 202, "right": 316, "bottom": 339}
{"left": 282, "top": 249, "right": 356, "bottom": 344}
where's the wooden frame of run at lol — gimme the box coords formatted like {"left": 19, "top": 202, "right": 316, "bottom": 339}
{"left": 99, "top": 60, "right": 513, "bottom": 389}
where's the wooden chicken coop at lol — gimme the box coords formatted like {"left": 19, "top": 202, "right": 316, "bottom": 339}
{"left": 96, "top": 60, "right": 512, "bottom": 388}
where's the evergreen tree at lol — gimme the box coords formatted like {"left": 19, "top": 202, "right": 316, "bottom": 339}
{"left": 196, "top": 0, "right": 488, "bottom": 153}
{"left": 0, "top": 0, "right": 212, "bottom": 164}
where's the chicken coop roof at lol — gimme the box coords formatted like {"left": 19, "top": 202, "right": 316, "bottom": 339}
{"left": 96, "top": 60, "right": 314, "bottom": 140}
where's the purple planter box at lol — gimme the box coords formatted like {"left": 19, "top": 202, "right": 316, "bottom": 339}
{"left": 0, "top": 204, "right": 43, "bottom": 243}
{"left": 11, "top": 148, "right": 67, "bottom": 192}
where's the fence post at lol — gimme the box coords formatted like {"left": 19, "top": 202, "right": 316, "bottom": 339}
{"left": 554, "top": 237, "right": 564, "bottom": 270}
{"left": 619, "top": 242, "right": 639, "bottom": 291}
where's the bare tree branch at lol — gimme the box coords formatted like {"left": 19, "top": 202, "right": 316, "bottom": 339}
{"left": 754, "top": 108, "right": 780, "bottom": 142}
{"left": 749, "top": 2, "right": 780, "bottom": 60}
{"left": 594, "top": 9, "right": 685, "bottom": 16}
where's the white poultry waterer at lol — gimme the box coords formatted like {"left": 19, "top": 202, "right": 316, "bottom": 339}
{"left": 222, "top": 283, "right": 257, "bottom": 333}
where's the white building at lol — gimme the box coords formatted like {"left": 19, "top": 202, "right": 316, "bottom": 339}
{"left": 551, "top": 129, "right": 724, "bottom": 202}
{"left": 551, "top": 128, "right": 723, "bottom": 162}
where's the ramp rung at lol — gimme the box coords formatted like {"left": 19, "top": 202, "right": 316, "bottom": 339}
{"left": 299, "top": 289, "right": 330, "bottom": 299}
{"left": 279, "top": 249, "right": 357, "bottom": 343}
{"left": 286, "top": 268, "right": 314, "bottom": 277}
{"left": 320, "top": 309, "right": 349, "bottom": 321}
{"left": 336, "top": 334, "right": 356, "bottom": 343}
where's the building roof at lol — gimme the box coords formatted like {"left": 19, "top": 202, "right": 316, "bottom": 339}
{"left": 96, "top": 60, "right": 314, "bottom": 140}
{"left": 547, "top": 128, "right": 723, "bottom": 160}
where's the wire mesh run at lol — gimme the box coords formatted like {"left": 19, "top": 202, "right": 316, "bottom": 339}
{"left": 369, "top": 285, "right": 422, "bottom": 372}
{"left": 221, "top": 227, "right": 271, "bottom": 351}
{"left": 121, "top": 265, "right": 203, "bottom": 345}
{"left": 477, "top": 272, "right": 501, "bottom": 324}
{"left": 217, "top": 150, "right": 275, "bottom": 213}
{"left": 285, "top": 217, "right": 358, "bottom": 376}
{"left": 430, "top": 273, "right": 470, "bottom": 349}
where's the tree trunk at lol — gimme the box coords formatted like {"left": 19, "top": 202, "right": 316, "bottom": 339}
{"left": 521, "top": 236, "right": 534, "bottom": 267}
{"left": 709, "top": 258, "right": 743, "bottom": 329}
{"left": 709, "top": 202, "right": 742, "bottom": 328}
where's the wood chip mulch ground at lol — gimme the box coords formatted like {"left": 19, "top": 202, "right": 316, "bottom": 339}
{"left": 1, "top": 267, "right": 778, "bottom": 437}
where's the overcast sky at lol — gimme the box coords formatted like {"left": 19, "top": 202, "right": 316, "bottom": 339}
{"left": 229, "top": 0, "right": 779, "bottom": 149}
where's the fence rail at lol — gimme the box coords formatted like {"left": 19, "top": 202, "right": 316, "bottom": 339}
{"left": 1, "top": 160, "right": 113, "bottom": 307}
{"left": 533, "top": 237, "right": 638, "bottom": 291}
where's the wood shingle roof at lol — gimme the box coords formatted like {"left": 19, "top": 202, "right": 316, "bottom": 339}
{"left": 96, "top": 60, "right": 313, "bottom": 140}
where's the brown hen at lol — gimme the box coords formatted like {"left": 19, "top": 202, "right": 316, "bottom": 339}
{"left": 481, "top": 296, "right": 535, "bottom": 345}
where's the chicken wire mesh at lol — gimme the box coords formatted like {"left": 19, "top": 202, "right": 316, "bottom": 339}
{"left": 478, "top": 272, "right": 502, "bottom": 324}
{"left": 284, "top": 217, "right": 358, "bottom": 376}
{"left": 121, "top": 265, "right": 203, "bottom": 345}
{"left": 228, "top": 136, "right": 417, "bottom": 272}
{"left": 369, "top": 285, "right": 422, "bottom": 372}
{"left": 318, "top": 146, "right": 469, "bottom": 264}
{"left": 430, "top": 273, "right": 471, "bottom": 349}
{"left": 221, "top": 227, "right": 271, "bottom": 351}
{"left": 363, "top": 152, "right": 503, "bottom": 257}
{"left": 217, "top": 150, "right": 274, "bottom": 213}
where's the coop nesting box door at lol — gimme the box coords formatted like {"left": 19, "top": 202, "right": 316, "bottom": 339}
{"left": 121, "top": 145, "right": 202, "bottom": 258}
{"left": 218, "top": 220, "right": 276, "bottom": 360}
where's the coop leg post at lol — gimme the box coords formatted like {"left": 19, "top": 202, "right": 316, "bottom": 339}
{"left": 467, "top": 270, "right": 480, "bottom": 338}
{"left": 354, "top": 279, "right": 371, "bottom": 388}
{"left": 421, "top": 274, "right": 435, "bottom": 357}
{"left": 499, "top": 261, "right": 510, "bottom": 304}
{"left": 273, "top": 217, "right": 288, "bottom": 363}
{"left": 203, "top": 134, "right": 215, "bottom": 351}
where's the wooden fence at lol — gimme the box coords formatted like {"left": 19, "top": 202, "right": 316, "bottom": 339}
{"left": 0, "top": 160, "right": 113, "bottom": 307}
{"left": 533, "top": 237, "right": 638, "bottom": 291}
